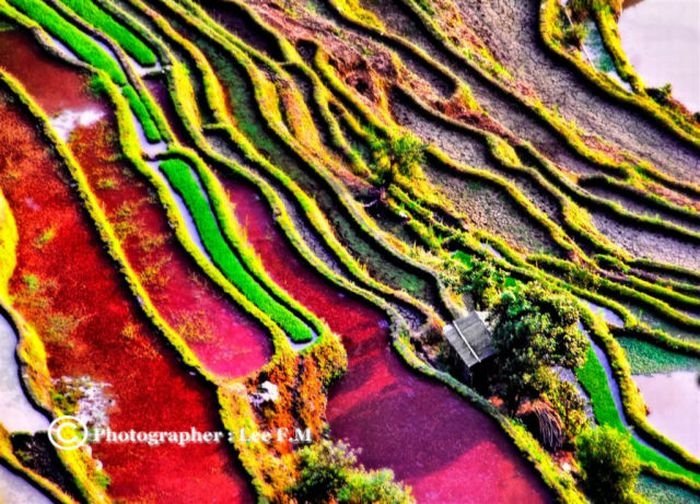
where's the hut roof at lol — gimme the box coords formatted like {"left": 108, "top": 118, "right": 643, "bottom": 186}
{"left": 442, "top": 311, "right": 496, "bottom": 368}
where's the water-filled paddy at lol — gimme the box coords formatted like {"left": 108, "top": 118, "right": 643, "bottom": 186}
{"left": 224, "top": 179, "right": 551, "bottom": 502}
{"left": 619, "top": 0, "right": 700, "bottom": 111}
{"left": 634, "top": 370, "right": 700, "bottom": 457}
{"left": 0, "top": 464, "right": 51, "bottom": 504}
{"left": 0, "top": 313, "right": 49, "bottom": 433}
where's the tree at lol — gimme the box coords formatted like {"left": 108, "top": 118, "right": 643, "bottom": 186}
{"left": 463, "top": 260, "right": 504, "bottom": 310}
{"left": 543, "top": 372, "right": 588, "bottom": 442}
{"left": 576, "top": 426, "right": 643, "bottom": 503}
{"left": 339, "top": 470, "right": 414, "bottom": 504}
{"left": 490, "top": 282, "right": 587, "bottom": 406}
{"left": 289, "top": 440, "right": 413, "bottom": 504}
{"left": 291, "top": 440, "right": 355, "bottom": 500}
{"left": 369, "top": 133, "right": 425, "bottom": 190}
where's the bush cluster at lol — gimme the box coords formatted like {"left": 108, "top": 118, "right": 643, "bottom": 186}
{"left": 289, "top": 440, "right": 414, "bottom": 504}
{"left": 576, "top": 426, "right": 644, "bottom": 504}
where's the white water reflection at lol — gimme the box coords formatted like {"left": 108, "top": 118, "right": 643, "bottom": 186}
{"left": 130, "top": 56, "right": 162, "bottom": 78}
{"left": 0, "top": 313, "right": 49, "bottom": 433}
{"left": 583, "top": 299, "right": 625, "bottom": 327}
{"left": 619, "top": 0, "right": 700, "bottom": 111}
{"left": 45, "top": 35, "right": 81, "bottom": 66}
{"left": 0, "top": 465, "right": 51, "bottom": 504}
{"left": 634, "top": 371, "right": 700, "bottom": 457}
{"left": 50, "top": 108, "right": 105, "bottom": 141}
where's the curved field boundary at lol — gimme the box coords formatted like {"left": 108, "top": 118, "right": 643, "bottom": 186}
{"left": 0, "top": 423, "right": 78, "bottom": 504}
{"left": 327, "top": 0, "right": 700, "bottom": 200}
{"left": 3, "top": 0, "right": 699, "bottom": 499}
{"left": 540, "top": 0, "right": 700, "bottom": 148}
{"left": 11, "top": 0, "right": 339, "bottom": 348}
{"left": 113, "top": 0, "right": 445, "bottom": 325}
{"left": 150, "top": 0, "right": 457, "bottom": 317}
{"left": 0, "top": 187, "right": 93, "bottom": 504}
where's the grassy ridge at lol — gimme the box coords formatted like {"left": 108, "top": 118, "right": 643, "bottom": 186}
{"left": 159, "top": 157, "right": 314, "bottom": 343}
{"left": 5, "top": 0, "right": 168, "bottom": 145}
{"left": 7, "top": 0, "right": 700, "bottom": 498}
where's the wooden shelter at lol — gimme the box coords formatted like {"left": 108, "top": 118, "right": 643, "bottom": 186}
{"left": 442, "top": 311, "right": 496, "bottom": 369}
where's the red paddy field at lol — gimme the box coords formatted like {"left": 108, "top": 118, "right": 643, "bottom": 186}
{"left": 224, "top": 179, "right": 550, "bottom": 503}
{"left": 2, "top": 0, "right": 699, "bottom": 502}
{"left": 0, "top": 32, "right": 254, "bottom": 502}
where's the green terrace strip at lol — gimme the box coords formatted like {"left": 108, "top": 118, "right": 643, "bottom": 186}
{"left": 148, "top": 0, "right": 448, "bottom": 317}
{"left": 113, "top": 0, "right": 441, "bottom": 327}
{"left": 8, "top": 0, "right": 697, "bottom": 496}
{"left": 577, "top": 347, "right": 700, "bottom": 485}
{"left": 4, "top": 0, "right": 163, "bottom": 143}
{"left": 6, "top": 0, "right": 126, "bottom": 84}
{"left": 122, "top": 84, "right": 161, "bottom": 142}
{"left": 159, "top": 157, "right": 315, "bottom": 343}
{"left": 38, "top": 0, "right": 316, "bottom": 346}
{"left": 58, "top": 0, "right": 157, "bottom": 66}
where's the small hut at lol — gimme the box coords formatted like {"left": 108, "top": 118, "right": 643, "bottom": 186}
{"left": 442, "top": 311, "right": 496, "bottom": 381}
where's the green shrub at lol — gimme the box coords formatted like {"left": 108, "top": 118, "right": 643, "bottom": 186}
{"left": 491, "top": 282, "right": 587, "bottom": 405}
{"left": 369, "top": 133, "right": 426, "bottom": 189}
{"left": 461, "top": 260, "right": 506, "bottom": 309}
{"left": 544, "top": 377, "right": 588, "bottom": 442}
{"left": 339, "top": 470, "right": 413, "bottom": 504}
{"left": 291, "top": 440, "right": 354, "bottom": 500}
{"left": 576, "top": 426, "right": 643, "bottom": 504}
{"left": 290, "top": 440, "right": 413, "bottom": 503}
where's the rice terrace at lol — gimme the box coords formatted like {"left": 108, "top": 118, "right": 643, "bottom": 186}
{"left": 0, "top": 0, "right": 698, "bottom": 502}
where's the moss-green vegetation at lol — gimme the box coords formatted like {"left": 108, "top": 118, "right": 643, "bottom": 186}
{"left": 617, "top": 337, "right": 700, "bottom": 375}
{"left": 576, "top": 425, "right": 644, "bottom": 504}
{"left": 58, "top": 0, "right": 157, "bottom": 66}
{"left": 6, "top": 0, "right": 126, "bottom": 84}
{"left": 577, "top": 345, "right": 700, "bottom": 483}
{"left": 4, "top": 0, "right": 700, "bottom": 500}
{"left": 637, "top": 474, "right": 700, "bottom": 504}
{"left": 289, "top": 440, "right": 414, "bottom": 503}
{"left": 122, "top": 85, "right": 161, "bottom": 142}
{"left": 160, "top": 157, "right": 313, "bottom": 342}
